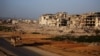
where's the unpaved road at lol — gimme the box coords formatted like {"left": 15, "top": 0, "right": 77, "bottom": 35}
{"left": 0, "top": 38, "right": 61, "bottom": 56}
{"left": 0, "top": 38, "right": 41, "bottom": 56}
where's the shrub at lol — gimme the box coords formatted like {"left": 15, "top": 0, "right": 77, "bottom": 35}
{"left": 0, "top": 26, "right": 14, "bottom": 32}
{"left": 31, "top": 32, "right": 40, "bottom": 34}
{"left": 75, "top": 35, "right": 100, "bottom": 42}
{"left": 94, "top": 29, "right": 100, "bottom": 35}
{"left": 49, "top": 34, "right": 100, "bottom": 42}
{"left": 49, "top": 35, "right": 74, "bottom": 41}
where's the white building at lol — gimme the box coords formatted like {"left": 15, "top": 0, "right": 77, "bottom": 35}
{"left": 22, "top": 19, "right": 32, "bottom": 23}
{"left": 12, "top": 19, "right": 19, "bottom": 24}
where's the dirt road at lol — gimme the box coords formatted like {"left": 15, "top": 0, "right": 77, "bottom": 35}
{"left": 0, "top": 38, "right": 61, "bottom": 56}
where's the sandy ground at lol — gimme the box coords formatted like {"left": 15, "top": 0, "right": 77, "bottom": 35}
{"left": 0, "top": 24, "right": 100, "bottom": 56}
{"left": 1, "top": 31, "right": 100, "bottom": 56}
{"left": 36, "top": 41, "right": 100, "bottom": 56}
{"left": 0, "top": 37, "right": 62, "bottom": 56}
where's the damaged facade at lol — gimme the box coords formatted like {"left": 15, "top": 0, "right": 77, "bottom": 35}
{"left": 81, "top": 12, "right": 100, "bottom": 29}
{"left": 39, "top": 12, "right": 100, "bottom": 29}
{"left": 39, "top": 12, "right": 70, "bottom": 27}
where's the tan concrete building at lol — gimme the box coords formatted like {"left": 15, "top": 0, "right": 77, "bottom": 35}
{"left": 69, "top": 15, "right": 82, "bottom": 29}
{"left": 39, "top": 12, "right": 100, "bottom": 30}
{"left": 81, "top": 12, "right": 100, "bottom": 29}
{"left": 39, "top": 12, "right": 70, "bottom": 27}
{"left": 39, "top": 14, "right": 56, "bottom": 26}
{"left": 12, "top": 19, "right": 19, "bottom": 24}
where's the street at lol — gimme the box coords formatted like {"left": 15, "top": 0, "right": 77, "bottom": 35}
{"left": 0, "top": 38, "right": 61, "bottom": 56}
{"left": 0, "top": 38, "right": 41, "bottom": 56}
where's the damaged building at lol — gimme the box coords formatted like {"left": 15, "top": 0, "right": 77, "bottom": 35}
{"left": 81, "top": 12, "right": 100, "bottom": 29}
{"left": 39, "top": 12, "right": 100, "bottom": 30}
{"left": 39, "top": 12, "right": 70, "bottom": 27}
{"left": 69, "top": 14, "right": 82, "bottom": 29}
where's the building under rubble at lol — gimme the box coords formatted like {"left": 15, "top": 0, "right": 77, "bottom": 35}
{"left": 81, "top": 12, "right": 100, "bottom": 29}
{"left": 39, "top": 12, "right": 70, "bottom": 27}
{"left": 39, "top": 12, "right": 100, "bottom": 30}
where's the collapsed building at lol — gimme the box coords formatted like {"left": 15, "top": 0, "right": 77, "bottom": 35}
{"left": 39, "top": 12, "right": 70, "bottom": 27}
{"left": 81, "top": 12, "right": 100, "bottom": 29}
{"left": 39, "top": 12, "right": 100, "bottom": 30}
{"left": 69, "top": 14, "right": 82, "bottom": 29}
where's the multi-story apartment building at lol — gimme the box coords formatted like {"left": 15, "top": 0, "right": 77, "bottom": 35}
{"left": 39, "top": 12, "right": 100, "bottom": 30}
{"left": 39, "top": 12, "right": 70, "bottom": 27}
{"left": 81, "top": 12, "right": 100, "bottom": 29}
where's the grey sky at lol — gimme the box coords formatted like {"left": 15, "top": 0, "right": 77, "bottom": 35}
{"left": 0, "top": 0, "right": 100, "bottom": 19}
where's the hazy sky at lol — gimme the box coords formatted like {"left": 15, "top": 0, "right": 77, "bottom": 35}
{"left": 0, "top": 0, "right": 100, "bottom": 19}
